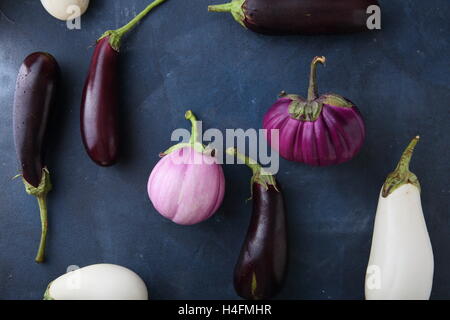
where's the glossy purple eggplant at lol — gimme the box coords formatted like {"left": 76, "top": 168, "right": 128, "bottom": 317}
{"left": 13, "top": 52, "right": 59, "bottom": 263}
{"left": 81, "top": 37, "right": 120, "bottom": 166}
{"left": 227, "top": 148, "right": 287, "bottom": 300}
{"left": 263, "top": 56, "right": 366, "bottom": 166}
{"left": 209, "top": 0, "right": 379, "bottom": 35}
{"left": 81, "top": 0, "right": 167, "bottom": 166}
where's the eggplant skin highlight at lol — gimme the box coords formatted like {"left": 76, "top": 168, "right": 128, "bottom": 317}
{"left": 208, "top": 0, "right": 380, "bottom": 35}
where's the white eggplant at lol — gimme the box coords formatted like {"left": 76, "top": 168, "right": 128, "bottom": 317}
{"left": 44, "top": 264, "right": 148, "bottom": 300}
{"left": 40, "top": 0, "right": 89, "bottom": 21}
{"left": 365, "top": 136, "right": 434, "bottom": 300}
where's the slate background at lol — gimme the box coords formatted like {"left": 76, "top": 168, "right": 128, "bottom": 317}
{"left": 0, "top": 0, "right": 448, "bottom": 300}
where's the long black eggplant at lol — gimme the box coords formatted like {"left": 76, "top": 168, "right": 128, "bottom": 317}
{"left": 81, "top": 0, "right": 167, "bottom": 166}
{"left": 227, "top": 148, "right": 287, "bottom": 300}
{"left": 208, "top": 0, "right": 379, "bottom": 35}
{"left": 13, "top": 52, "right": 59, "bottom": 263}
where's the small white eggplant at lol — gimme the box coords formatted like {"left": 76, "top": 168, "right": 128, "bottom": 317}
{"left": 40, "top": 0, "right": 90, "bottom": 21}
{"left": 44, "top": 264, "right": 148, "bottom": 300}
{"left": 365, "top": 136, "right": 434, "bottom": 300}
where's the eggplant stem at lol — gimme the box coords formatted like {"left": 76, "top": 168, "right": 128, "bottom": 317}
{"left": 382, "top": 136, "right": 421, "bottom": 197}
{"left": 100, "top": 0, "right": 167, "bottom": 51}
{"left": 115, "top": 0, "right": 166, "bottom": 36}
{"left": 307, "top": 56, "right": 326, "bottom": 101}
{"left": 395, "top": 135, "right": 420, "bottom": 173}
{"left": 20, "top": 168, "right": 52, "bottom": 263}
{"left": 226, "top": 148, "right": 278, "bottom": 194}
{"left": 159, "top": 110, "right": 206, "bottom": 156}
{"left": 226, "top": 148, "right": 260, "bottom": 175}
{"left": 208, "top": 0, "right": 246, "bottom": 28}
{"left": 35, "top": 194, "right": 48, "bottom": 263}
{"left": 208, "top": 3, "right": 232, "bottom": 12}
{"left": 185, "top": 110, "right": 200, "bottom": 145}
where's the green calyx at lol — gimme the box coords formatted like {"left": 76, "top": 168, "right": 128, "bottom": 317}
{"left": 287, "top": 94, "right": 323, "bottom": 122}
{"left": 382, "top": 136, "right": 421, "bottom": 198}
{"left": 21, "top": 168, "right": 52, "bottom": 263}
{"left": 98, "top": 0, "right": 167, "bottom": 51}
{"left": 208, "top": 0, "right": 246, "bottom": 28}
{"left": 23, "top": 168, "right": 52, "bottom": 197}
{"left": 43, "top": 282, "right": 54, "bottom": 300}
{"left": 287, "top": 56, "right": 326, "bottom": 121}
{"left": 160, "top": 110, "right": 207, "bottom": 156}
{"left": 286, "top": 57, "right": 354, "bottom": 121}
{"left": 98, "top": 30, "right": 124, "bottom": 52}
{"left": 319, "top": 94, "right": 354, "bottom": 108}
{"left": 226, "top": 148, "right": 278, "bottom": 197}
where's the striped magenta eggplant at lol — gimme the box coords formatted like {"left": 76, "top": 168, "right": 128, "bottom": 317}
{"left": 148, "top": 111, "right": 225, "bottom": 225}
{"left": 227, "top": 148, "right": 287, "bottom": 300}
{"left": 263, "top": 56, "right": 365, "bottom": 166}
{"left": 13, "top": 52, "right": 59, "bottom": 263}
{"left": 81, "top": 0, "right": 167, "bottom": 166}
{"left": 208, "top": 0, "right": 379, "bottom": 35}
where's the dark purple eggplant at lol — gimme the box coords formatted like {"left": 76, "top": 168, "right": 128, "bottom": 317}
{"left": 81, "top": 37, "right": 120, "bottom": 167}
{"left": 13, "top": 52, "right": 59, "bottom": 263}
{"left": 208, "top": 0, "right": 380, "bottom": 35}
{"left": 227, "top": 148, "right": 287, "bottom": 300}
{"left": 81, "top": 0, "right": 167, "bottom": 166}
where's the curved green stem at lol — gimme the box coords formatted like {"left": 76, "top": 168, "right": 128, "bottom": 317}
{"left": 208, "top": 0, "right": 246, "bottom": 28}
{"left": 21, "top": 168, "right": 52, "bottom": 263}
{"left": 395, "top": 136, "right": 419, "bottom": 173}
{"left": 35, "top": 195, "right": 48, "bottom": 263}
{"left": 307, "top": 56, "right": 326, "bottom": 101}
{"left": 382, "top": 136, "right": 421, "bottom": 197}
{"left": 160, "top": 110, "right": 205, "bottom": 156}
{"left": 226, "top": 148, "right": 278, "bottom": 195}
{"left": 185, "top": 110, "right": 199, "bottom": 145}
{"left": 99, "top": 0, "right": 167, "bottom": 51}
{"left": 226, "top": 147, "right": 260, "bottom": 175}
{"left": 288, "top": 56, "right": 326, "bottom": 121}
{"left": 208, "top": 3, "right": 232, "bottom": 12}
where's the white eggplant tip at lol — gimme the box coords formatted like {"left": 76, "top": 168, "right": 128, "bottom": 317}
{"left": 45, "top": 264, "right": 148, "bottom": 300}
{"left": 40, "top": 0, "right": 90, "bottom": 21}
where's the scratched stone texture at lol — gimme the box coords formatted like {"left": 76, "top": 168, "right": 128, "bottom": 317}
{"left": 0, "top": 0, "right": 448, "bottom": 300}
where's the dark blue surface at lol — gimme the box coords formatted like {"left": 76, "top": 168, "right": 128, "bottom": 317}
{"left": 0, "top": 0, "right": 449, "bottom": 300}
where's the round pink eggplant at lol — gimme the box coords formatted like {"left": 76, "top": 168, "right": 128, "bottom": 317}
{"left": 147, "top": 111, "right": 225, "bottom": 225}
{"left": 263, "top": 56, "right": 366, "bottom": 166}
